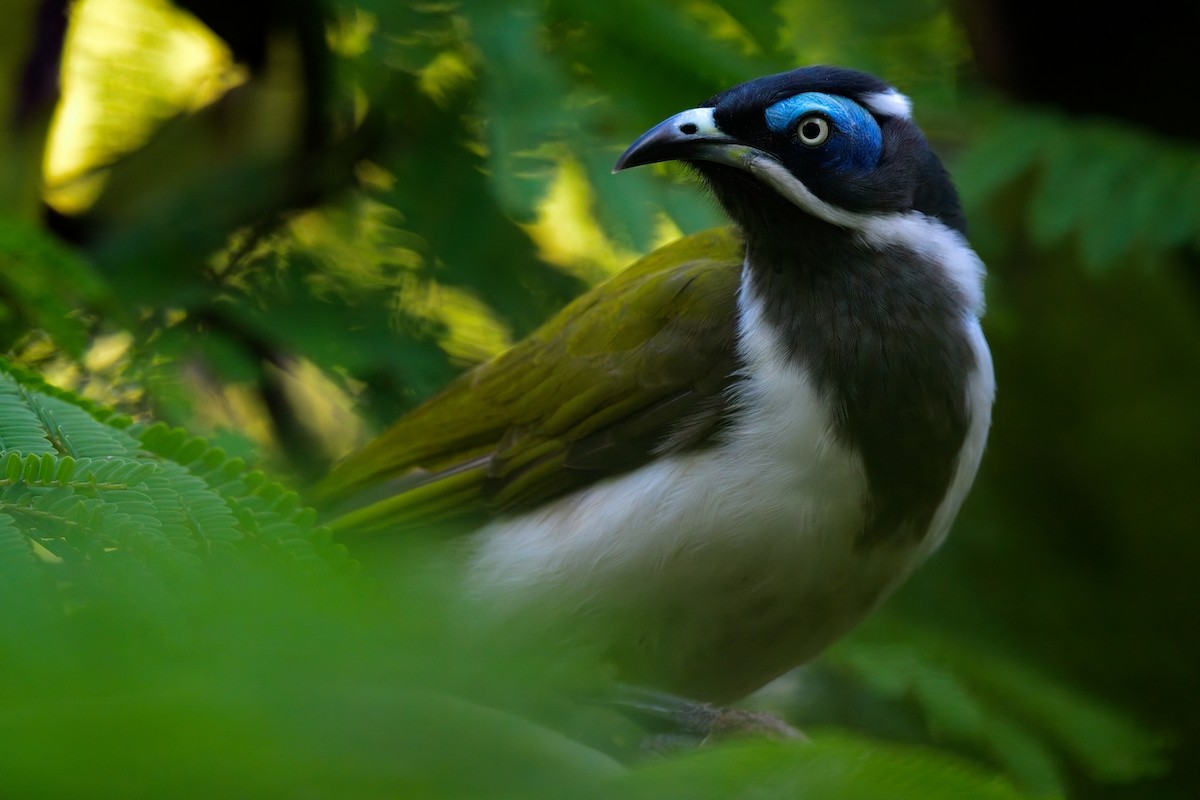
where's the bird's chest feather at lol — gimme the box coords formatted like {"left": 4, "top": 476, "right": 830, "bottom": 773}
{"left": 467, "top": 280, "right": 926, "bottom": 701}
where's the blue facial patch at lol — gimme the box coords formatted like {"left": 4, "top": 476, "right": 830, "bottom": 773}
{"left": 764, "top": 92, "right": 883, "bottom": 173}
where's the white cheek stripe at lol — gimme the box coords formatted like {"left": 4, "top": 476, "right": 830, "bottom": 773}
{"left": 745, "top": 153, "right": 864, "bottom": 228}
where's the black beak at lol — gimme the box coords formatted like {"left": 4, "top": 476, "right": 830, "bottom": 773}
{"left": 613, "top": 107, "right": 739, "bottom": 172}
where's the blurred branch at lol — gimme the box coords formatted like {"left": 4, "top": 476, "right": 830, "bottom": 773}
{"left": 173, "top": 0, "right": 332, "bottom": 151}
{"left": 13, "top": 0, "right": 67, "bottom": 129}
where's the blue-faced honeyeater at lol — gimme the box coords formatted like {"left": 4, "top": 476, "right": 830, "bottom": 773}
{"left": 315, "top": 65, "right": 994, "bottom": 705}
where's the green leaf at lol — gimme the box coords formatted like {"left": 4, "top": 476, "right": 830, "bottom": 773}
{"left": 954, "top": 112, "right": 1057, "bottom": 206}
{"left": 713, "top": 0, "right": 787, "bottom": 56}
{"left": 960, "top": 653, "right": 1170, "bottom": 784}
{"left": 137, "top": 422, "right": 346, "bottom": 568}
{"left": 0, "top": 218, "right": 107, "bottom": 356}
{"left": 825, "top": 622, "right": 1167, "bottom": 792}
{"left": 0, "top": 512, "right": 34, "bottom": 571}
{"left": 1142, "top": 152, "right": 1200, "bottom": 250}
{"left": 1025, "top": 127, "right": 1105, "bottom": 249}
{"left": 583, "top": 150, "right": 663, "bottom": 252}
{"left": 0, "top": 363, "right": 340, "bottom": 575}
{"left": 22, "top": 391, "right": 141, "bottom": 458}
{"left": 615, "top": 734, "right": 1042, "bottom": 800}
{"left": 0, "top": 378, "right": 55, "bottom": 454}
{"left": 460, "top": 0, "right": 571, "bottom": 221}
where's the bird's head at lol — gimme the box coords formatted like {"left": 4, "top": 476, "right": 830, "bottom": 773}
{"left": 614, "top": 65, "right": 964, "bottom": 242}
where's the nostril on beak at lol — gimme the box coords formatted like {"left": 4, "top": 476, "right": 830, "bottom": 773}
{"left": 679, "top": 123, "right": 698, "bottom": 135}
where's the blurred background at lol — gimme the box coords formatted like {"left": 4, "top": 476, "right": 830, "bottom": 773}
{"left": 0, "top": 0, "right": 1196, "bottom": 797}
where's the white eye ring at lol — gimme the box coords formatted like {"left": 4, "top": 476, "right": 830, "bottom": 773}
{"left": 797, "top": 115, "right": 830, "bottom": 146}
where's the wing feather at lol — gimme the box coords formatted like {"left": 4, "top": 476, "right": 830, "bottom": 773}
{"left": 315, "top": 228, "right": 745, "bottom": 532}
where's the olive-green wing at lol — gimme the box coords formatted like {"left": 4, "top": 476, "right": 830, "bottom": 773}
{"left": 315, "top": 228, "right": 745, "bottom": 533}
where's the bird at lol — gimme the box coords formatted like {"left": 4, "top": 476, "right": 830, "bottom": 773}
{"left": 315, "top": 65, "right": 995, "bottom": 708}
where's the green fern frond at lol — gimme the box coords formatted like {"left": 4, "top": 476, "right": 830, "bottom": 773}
{"left": 825, "top": 621, "right": 1168, "bottom": 795}
{"left": 0, "top": 363, "right": 341, "bottom": 576}
{"left": 0, "top": 511, "right": 36, "bottom": 571}
{"left": 0, "top": 379, "right": 56, "bottom": 454}
{"left": 21, "top": 392, "right": 142, "bottom": 458}
{"left": 0, "top": 357, "right": 132, "bottom": 429}
{"left": 137, "top": 422, "right": 346, "bottom": 568}
{"left": 957, "top": 108, "right": 1200, "bottom": 271}
{"left": 0, "top": 219, "right": 106, "bottom": 358}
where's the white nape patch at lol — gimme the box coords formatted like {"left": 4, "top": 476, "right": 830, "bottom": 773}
{"left": 859, "top": 213, "right": 987, "bottom": 316}
{"left": 746, "top": 155, "right": 872, "bottom": 229}
{"left": 744, "top": 156, "right": 987, "bottom": 315}
{"left": 862, "top": 89, "right": 913, "bottom": 119}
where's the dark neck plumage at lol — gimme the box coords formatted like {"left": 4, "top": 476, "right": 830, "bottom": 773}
{"left": 711, "top": 172, "right": 978, "bottom": 546}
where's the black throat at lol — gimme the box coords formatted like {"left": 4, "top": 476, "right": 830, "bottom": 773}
{"left": 721, "top": 175, "right": 978, "bottom": 545}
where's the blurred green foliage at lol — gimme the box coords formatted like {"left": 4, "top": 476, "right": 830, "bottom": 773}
{"left": 0, "top": 0, "right": 1195, "bottom": 797}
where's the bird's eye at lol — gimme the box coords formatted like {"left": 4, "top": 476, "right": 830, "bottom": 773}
{"left": 796, "top": 115, "right": 830, "bottom": 146}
